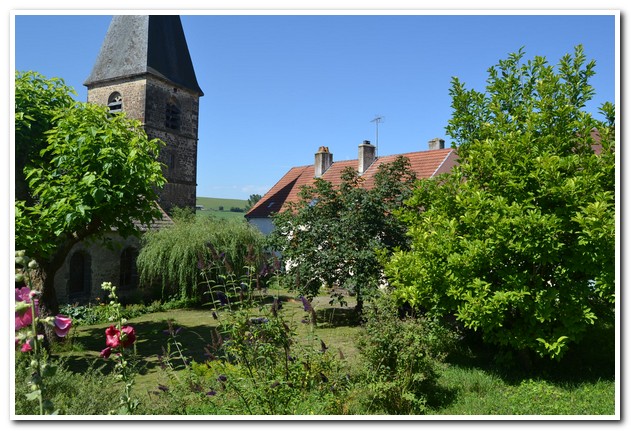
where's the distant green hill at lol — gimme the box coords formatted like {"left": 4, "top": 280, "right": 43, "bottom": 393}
{"left": 195, "top": 197, "right": 249, "bottom": 221}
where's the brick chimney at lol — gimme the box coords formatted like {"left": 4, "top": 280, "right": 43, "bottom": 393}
{"left": 358, "top": 140, "right": 376, "bottom": 174}
{"left": 428, "top": 138, "right": 445, "bottom": 150}
{"left": 315, "top": 146, "right": 333, "bottom": 177}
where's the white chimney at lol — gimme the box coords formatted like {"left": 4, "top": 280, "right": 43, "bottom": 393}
{"left": 428, "top": 138, "right": 445, "bottom": 150}
{"left": 315, "top": 146, "right": 333, "bottom": 177}
{"left": 358, "top": 140, "right": 376, "bottom": 174}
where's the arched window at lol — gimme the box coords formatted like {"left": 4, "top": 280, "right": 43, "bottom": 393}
{"left": 108, "top": 92, "right": 123, "bottom": 113}
{"left": 165, "top": 98, "right": 181, "bottom": 130}
{"left": 119, "top": 247, "right": 139, "bottom": 290}
{"left": 69, "top": 251, "right": 91, "bottom": 300}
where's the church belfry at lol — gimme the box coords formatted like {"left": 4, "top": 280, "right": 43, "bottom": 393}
{"left": 84, "top": 15, "right": 203, "bottom": 213}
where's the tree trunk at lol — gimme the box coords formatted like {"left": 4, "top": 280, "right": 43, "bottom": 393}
{"left": 39, "top": 263, "right": 60, "bottom": 316}
{"left": 354, "top": 295, "right": 364, "bottom": 316}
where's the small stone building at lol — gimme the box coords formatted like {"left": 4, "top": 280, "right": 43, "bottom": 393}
{"left": 54, "top": 15, "right": 203, "bottom": 304}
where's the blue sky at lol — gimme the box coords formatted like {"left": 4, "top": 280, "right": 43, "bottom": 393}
{"left": 13, "top": 12, "right": 617, "bottom": 200}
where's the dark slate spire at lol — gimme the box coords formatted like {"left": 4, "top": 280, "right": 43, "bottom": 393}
{"left": 84, "top": 15, "right": 203, "bottom": 96}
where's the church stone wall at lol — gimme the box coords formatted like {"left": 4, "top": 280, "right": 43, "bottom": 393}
{"left": 54, "top": 233, "right": 140, "bottom": 305}
{"left": 86, "top": 78, "right": 148, "bottom": 123}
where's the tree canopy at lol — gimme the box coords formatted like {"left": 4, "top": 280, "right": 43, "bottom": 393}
{"left": 15, "top": 71, "right": 167, "bottom": 313}
{"left": 385, "top": 46, "right": 615, "bottom": 359}
{"left": 269, "top": 156, "right": 417, "bottom": 312}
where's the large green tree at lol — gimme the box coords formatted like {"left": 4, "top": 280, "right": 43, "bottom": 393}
{"left": 269, "top": 156, "right": 416, "bottom": 313}
{"left": 385, "top": 46, "right": 615, "bottom": 359}
{"left": 15, "top": 71, "right": 166, "bottom": 314}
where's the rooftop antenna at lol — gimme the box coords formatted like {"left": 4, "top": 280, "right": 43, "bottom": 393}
{"left": 370, "top": 115, "right": 384, "bottom": 157}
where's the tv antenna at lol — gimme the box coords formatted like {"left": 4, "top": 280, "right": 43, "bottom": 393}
{"left": 370, "top": 115, "right": 384, "bottom": 157}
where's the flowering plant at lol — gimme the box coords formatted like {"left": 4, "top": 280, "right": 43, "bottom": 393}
{"left": 99, "top": 282, "right": 139, "bottom": 414}
{"left": 14, "top": 250, "right": 73, "bottom": 414}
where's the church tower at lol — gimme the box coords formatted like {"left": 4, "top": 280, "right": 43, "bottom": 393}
{"left": 84, "top": 15, "right": 203, "bottom": 213}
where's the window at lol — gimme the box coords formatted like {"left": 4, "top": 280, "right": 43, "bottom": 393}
{"left": 165, "top": 98, "right": 181, "bottom": 130}
{"left": 165, "top": 152, "right": 176, "bottom": 174}
{"left": 107, "top": 92, "right": 123, "bottom": 113}
{"left": 69, "top": 251, "right": 91, "bottom": 299}
{"left": 119, "top": 247, "right": 139, "bottom": 290}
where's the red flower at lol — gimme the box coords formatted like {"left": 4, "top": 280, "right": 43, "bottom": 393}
{"left": 105, "top": 325, "right": 120, "bottom": 348}
{"left": 120, "top": 326, "right": 136, "bottom": 348}
{"left": 104, "top": 325, "right": 136, "bottom": 351}
{"left": 20, "top": 341, "right": 32, "bottom": 353}
{"left": 100, "top": 347, "right": 112, "bottom": 359}
{"left": 53, "top": 315, "right": 72, "bottom": 337}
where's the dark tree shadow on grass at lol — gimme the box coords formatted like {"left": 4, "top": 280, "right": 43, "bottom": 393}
{"left": 444, "top": 323, "right": 616, "bottom": 387}
{"left": 59, "top": 319, "right": 224, "bottom": 377}
{"left": 316, "top": 307, "right": 361, "bottom": 328}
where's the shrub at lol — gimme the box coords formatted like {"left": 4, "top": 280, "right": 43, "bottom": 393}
{"left": 386, "top": 47, "right": 615, "bottom": 359}
{"left": 137, "top": 217, "right": 267, "bottom": 301}
{"left": 15, "top": 354, "right": 121, "bottom": 415}
{"left": 355, "top": 293, "right": 457, "bottom": 414}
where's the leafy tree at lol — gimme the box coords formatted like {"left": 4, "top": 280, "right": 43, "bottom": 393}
{"left": 269, "top": 156, "right": 416, "bottom": 313}
{"left": 15, "top": 71, "right": 167, "bottom": 315}
{"left": 244, "top": 193, "right": 262, "bottom": 212}
{"left": 385, "top": 46, "right": 615, "bottom": 360}
{"left": 15, "top": 72, "right": 77, "bottom": 203}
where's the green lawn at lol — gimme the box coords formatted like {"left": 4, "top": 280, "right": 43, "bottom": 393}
{"left": 51, "top": 286, "right": 616, "bottom": 416}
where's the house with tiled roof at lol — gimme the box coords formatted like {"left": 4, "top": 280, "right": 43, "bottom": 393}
{"left": 245, "top": 138, "right": 459, "bottom": 235}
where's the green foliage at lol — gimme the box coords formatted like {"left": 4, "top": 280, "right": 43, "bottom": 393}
{"left": 15, "top": 71, "right": 167, "bottom": 312}
{"left": 15, "top": 354, "right": 121, "bottom": 415}
{"left": 137, "top": 216, "right": 267, "bottom": 301}
{"left": 15, "top": 71, "right": 77, "bottom": 203}
{"left": 354, "top": 294, "right": 455, "bottom": 414}
{"left": 385, "top": 46, "right": 615, "bottom": 359}
{"left": 269, "top": 156, "right": 416, "bottom": 312}
{"left": 244, "top": 193, "right": 262, "bottom": 212}
{"left": 59, "top": 297, "right": 194, "bottom": 327}
{"left": 16, "top": 97, "right": 166, "bottom": 258}
{"left": 142, "top": 271, "right": 350, "bottom": 415}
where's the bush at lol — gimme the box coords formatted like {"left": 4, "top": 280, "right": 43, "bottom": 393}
{"left": 386, "top": 47, "right": 615, "bottom": 359}
{"left": 15, "top": 353, "right": 121, "bottom": 415}
{"left": 355, "top": 293, "right": 457, "bottom": 414}
{"left": 137, "top": 217, "right": 267, "bottom": 301}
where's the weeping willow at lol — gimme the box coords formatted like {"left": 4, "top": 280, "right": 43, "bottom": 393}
{"left": 137, "top": 216, "right": 266, "bottom": 301}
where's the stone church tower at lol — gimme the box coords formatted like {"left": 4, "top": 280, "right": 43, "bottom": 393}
{"left": 84, "top": 15, "right": 203, "bottom": 212}
{"left": 51, "top": 16, "right": 202, "bottom": 306}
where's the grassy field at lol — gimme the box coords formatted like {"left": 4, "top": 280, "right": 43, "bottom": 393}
{"left": 195, "top": 197, "right": 249, "bottom": 221}
{"left": 50, "top": 286, "right": 616, "bottom": 417}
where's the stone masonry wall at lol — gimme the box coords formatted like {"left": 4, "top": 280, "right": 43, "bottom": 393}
{"left": 54, "top": 233, "right": 140, "bottom": 304}
{"left": 86, "top": 78, "right": 148, "bottom": 122}
{"left": 87, "top": 75, "right": 200, "bottom": 211}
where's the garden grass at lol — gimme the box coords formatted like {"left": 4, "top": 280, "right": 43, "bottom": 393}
{"left": 53, "top": 288, "right": 616, "bottom": 416}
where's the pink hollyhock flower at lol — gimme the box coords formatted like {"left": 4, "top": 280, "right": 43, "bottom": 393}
{"left": 120, "top": 326, "right": 136, "bottom": 348}
{"left": 15, "top": 307, "right": 33, "bottom": 331}
{"left": 15, "top": 286, "right": 30, "bottom": 302}
{"left": 53, "top": 315, "right": 72, "bottom": 337}
{"left": 21, "top": 341, "right": 32, "bottom": 353}
{"left": 100, "top": 347, "right": 112, "bottom": 359}
{"left": 105, "top": 326, "right": 120, "bottom": 348}
{"left": 15, "top": 287, "right": 39, "bottom": 331}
